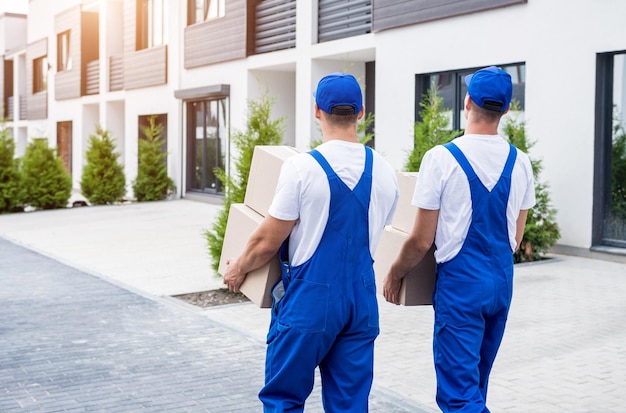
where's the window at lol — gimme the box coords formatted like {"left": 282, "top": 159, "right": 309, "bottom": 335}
{"left": 188, "top": 0, "right": 225, "bottom": 25}
{"left": 137, "top": 0, "right": 166, "bottom": 50}
{"left": 187, "top": 97, "right": 228, "bottom": 194}
{"left": 57, "top": 31, "right": 72, "bottom": 72}
{"left": 593, "top": 51, "right": 626, "bottom": 249}
{"left": 415, "top": 63, "right": 526, "bottom": 133}
{"left": 33, "top": 56, "right": 48, "bottom": 93}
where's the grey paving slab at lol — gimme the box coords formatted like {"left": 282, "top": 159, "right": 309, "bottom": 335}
{"left": 0, "top": 237, "right": 428, "bottom": 412}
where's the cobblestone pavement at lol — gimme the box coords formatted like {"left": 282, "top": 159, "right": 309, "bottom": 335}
{"left": 0, "top": 238, "right": 429, "bottom": 412}
{"left": 1, "top": 200, "right": 626, "bottom": 412}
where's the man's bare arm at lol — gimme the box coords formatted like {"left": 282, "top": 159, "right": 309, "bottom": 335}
{"left": 515, "top": 209, "right": 529, "bottom": 251}
{"left": 383, "top": 208, "right": 438, "bottom": 305}
{"left": 223, "top": 215, "right": 296, "bottom": 293}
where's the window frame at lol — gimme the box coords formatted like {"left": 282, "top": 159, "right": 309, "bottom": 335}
{"left": 137, "top": 0, "right": 166, "bottom": 51}
{"left": 57, "top": 30, "right": 72, "bottom": 72}
{"left": 33, "top": 56, "right": 48, "bottom": 94}
{"left": 187, "top": 0, "right": 225, "bottom": 26}
{"left": 592, "top": 50, "right": 626, "bottom": 249}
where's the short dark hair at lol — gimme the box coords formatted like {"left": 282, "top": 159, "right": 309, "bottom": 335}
{"left": 322, "top": 105, "right": 359, "bottom": 127}
{"left": 469, "top": 100, "right": 504, "bottom": 124}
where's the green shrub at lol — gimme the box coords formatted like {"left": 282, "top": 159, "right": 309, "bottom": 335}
{"left": 19, "top": 138, "right": 72, "bottom": 210}
{"left": 405, "top": 84, "right": 458, "bottom": 172}
{"left": 0, "top": 125, "right": 22, "bottom": 213}
{"left": 205, "top": 91, "right": 285, "bottom": 275}
{"left": 80, "top": 125, "right": 126, "bottom": 205}
{"left": 503, "top": 101, "right": 560, "bottom": 262}
{"left": 611, "top": 115, "right": 626, "bottom": 220}
{"left": 133, "top": 116, "right": 174, "bottom": 202}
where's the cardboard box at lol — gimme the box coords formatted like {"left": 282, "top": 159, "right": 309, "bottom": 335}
{"left": 244, "top": 145, "right": 301, "bottom": 217}
{"left": 391, "top": 171, "right": 419, "bottom": 234}
{"left": 374, "top": 226, "right": 436, "bottom": 306}
{"left": 218, "top": 203, "right": 281, "bottom": 308}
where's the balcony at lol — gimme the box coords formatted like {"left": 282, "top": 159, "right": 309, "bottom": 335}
{"left": 318, "top": 0, "right": 371, "bottom": 43}
{"left": 109, "top": 55, "right": 123, "bottom": 92}
{"left": 85, "top": 60, "right": 100, "bottom": 95}
{"left": 254, "top": 0, "right": 296, "bottom": 54}
{"left": 7, "top": 96, "right": 27, "bottom": 121}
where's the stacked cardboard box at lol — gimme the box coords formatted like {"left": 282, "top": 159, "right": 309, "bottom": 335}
{"left": 218, "top": 146, "right": 300, "bottom": 308}
{"left": 373, "top": 171, "right": 436, "bottom": 305}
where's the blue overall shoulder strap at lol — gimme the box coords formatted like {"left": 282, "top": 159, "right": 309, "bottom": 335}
{"left": 501, "top": 143, "right": 518, "bottom": 178}
{"left": 443, "top": 142, "right": 478, "bottom": 181}
{"left": 308, "top": 149, "right": 337, "bottom": 179}
{"left": 363, "top": 145, "right": 373, "bottom": 178}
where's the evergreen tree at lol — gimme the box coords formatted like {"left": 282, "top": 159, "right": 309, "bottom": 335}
{"left": 205, "top": 91, "right": 285, "bottom": 274}
{"left": 80, "top": 125, "right": 126, "bottom": 205}
{"left": 133, "top": 116, "right": 174, "bottom": 202}
{"left": 503, "top": 101, "right": 560, "bottom": 262}
{"left": 20, "top": 138, "right": 72, "bottom": 210}
{"left": 405, "top": 84, "right": 458, "bottom": 171}
{"left": 0, "top": 125, "right": 22, "bottom": 213}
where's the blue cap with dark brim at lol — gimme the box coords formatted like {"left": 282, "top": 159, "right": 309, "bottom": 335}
{"left": 464, "top": 66, "right": 512, "bottom": 112}
{"left": 314, "top": 72, "right": 363, "bottom": 115}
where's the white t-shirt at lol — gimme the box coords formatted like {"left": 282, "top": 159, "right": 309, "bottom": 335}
{"left": 413, "top": 134, "right": 536, "bottom": 263}
{"left": 268, "top": 140, "right": 399, "bottom": 266}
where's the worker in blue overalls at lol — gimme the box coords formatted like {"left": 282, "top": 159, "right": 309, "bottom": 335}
{"left": 384, "top": 66, "right": 536, "bottom": 412}
{"left": 224, "top": 72, "right": 398, "bottom": 412}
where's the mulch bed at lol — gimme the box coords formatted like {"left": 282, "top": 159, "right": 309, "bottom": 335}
{"left": 172, "top": 288, "right": 250, "bottom": 308}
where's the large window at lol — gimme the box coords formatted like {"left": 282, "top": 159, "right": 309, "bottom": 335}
{"left": 415, "top": 63, "right": 526, "bottom": 133}
{"left": 594, "top": 51, "right": 626, "bottom": 249}
{"left": 188, "top": 0, "right": 225, "bottom": 25}
{"left": 137, "top": 0, "right": 166, "bottom": 50}
{"left": 33, "top": 56, "right": 48, "bottom": 93}
{"left": 187, "top": 97, "right": 228, "bottom": 194}
{"left": 57, "top": 31, "right": 72, "bottom": 72}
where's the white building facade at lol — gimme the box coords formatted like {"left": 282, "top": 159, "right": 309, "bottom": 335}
{"left": 1, "top": 0, "right": 625, "bottom": 261}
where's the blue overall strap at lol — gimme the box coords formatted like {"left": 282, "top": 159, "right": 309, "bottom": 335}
{"left": 443, "top": 141, "right": 517, "bottom": 184}
{"left": 443, "top": 142, "right": 478, "bottom": 181}
{"left": 308, "top": 145, "right": 373, "bottom": 188}
{"left": 501, "top": 143, "right": 518, "bottom": 178}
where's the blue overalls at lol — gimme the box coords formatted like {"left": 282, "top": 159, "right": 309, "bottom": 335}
{"left": 259, "top": 146, "right": 379, "bottom": 412}
{"left": 433, "top": 142, "right": 517, "bottom": 412}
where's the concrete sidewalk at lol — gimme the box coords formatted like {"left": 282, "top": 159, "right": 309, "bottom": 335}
{"left": 1, "top": 199, "right": 626, "bottom": 412}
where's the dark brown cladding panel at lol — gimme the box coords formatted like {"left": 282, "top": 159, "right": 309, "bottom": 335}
{"left": 372, "top": 0, "right": 527, "bottom": 32}
{"left": 184, "top": 0, "right": 247, "bottom": 69}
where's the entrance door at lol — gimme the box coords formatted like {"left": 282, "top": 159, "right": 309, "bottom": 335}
{"left": 57, "top": 121, "right": 72, "bottom": 176}
{"left": 187, "top": 98, "right": 228, "bottom": 194}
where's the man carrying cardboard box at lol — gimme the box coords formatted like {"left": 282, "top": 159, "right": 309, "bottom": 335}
{"left": 224, "top": 72, "right": 398, "bottom": 412}
{"left": 383, "top": 66, "right": 536, "bottom": 412}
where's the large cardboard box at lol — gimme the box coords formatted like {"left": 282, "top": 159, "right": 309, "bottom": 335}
{"left": 218, "top": 203, "right": 281, "bottom": 308}
{"left": 374, "top": 226, "right": 436, "bottom": 306}
{"left": 391, "top": 171, "right": 419, "bottom": 234}
{"left": 244, "top": 145, "right": 301, "bottom": 217}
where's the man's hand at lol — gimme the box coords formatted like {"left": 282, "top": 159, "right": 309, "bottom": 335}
{"left": 383, "top": 271, "right": 402, "bottom": 305}
{"left": 223, "top": 258, "right": 246, "bottom": 293}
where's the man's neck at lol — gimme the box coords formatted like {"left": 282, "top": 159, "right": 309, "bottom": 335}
{"left": 464, "top": 121, "right": 499, "bottom": 136}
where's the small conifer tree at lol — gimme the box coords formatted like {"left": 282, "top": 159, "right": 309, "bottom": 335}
{"left": 205, "top": 91, "right": 285, "bottom": 274}
{"left": 20, "top": 138, "right": 72, "bottom": 210}
{"left": 0, "top": 125, "right": 22, "bottom": 213}
{"left": 80, "top": 125, "right": 126, "bottom": 205}
{"left": 503, "top": 101, "right": 560, "bottom": 262}
{"left": 405, "top": 84, "right": 458, "bottom": 171}
{"left": 133, "top": 116, "right": 174, "bottom": 202}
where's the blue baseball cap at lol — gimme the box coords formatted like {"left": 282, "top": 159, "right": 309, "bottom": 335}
{"left": 314, "top": 72, "right": 363, "bottom": 114}
{"left": 464, "top": 66, "right": 512, "bottom": 112}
